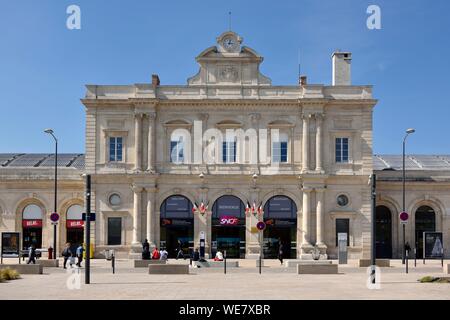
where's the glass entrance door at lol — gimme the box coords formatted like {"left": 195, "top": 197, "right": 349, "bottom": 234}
{"left": 23, "top": 228, "right": 42, "bottom": 249}
{"left": 263, "top": 224, "right": 294, "bottom": 259}
{"left": 415, "top": 206, "right": 436, "bottom": 259}
{"left": 211, "top": 226, "right": 245, "bottom": 258}
{"left": 160, "top": 224, "right": 193, "bottom": 258}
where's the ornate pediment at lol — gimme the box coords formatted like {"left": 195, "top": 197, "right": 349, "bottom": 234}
{"left": 187, "top": 31, "right": 271, "bottom": 87}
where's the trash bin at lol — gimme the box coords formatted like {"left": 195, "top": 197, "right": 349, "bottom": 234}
{"left": 82, "top": 243, "right": 94, "bottom": 259}
{"left": 48, "top": 247, "right": 53, "bottom": 260}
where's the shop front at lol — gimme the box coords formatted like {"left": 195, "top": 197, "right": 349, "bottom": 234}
{"left": 263, "top": 196, "right": 297, "bottom": 259}
{"left": 66, "top": 204, "right": 84, "bottom": 251}
{"left": 22, "top": 204, "right": 43, "bottom": 249}
{"left": 160, "top": 195, "right": 194, "bottom": 258}
{"left": 211, "top": 195, "right": 246, "bottom": 259}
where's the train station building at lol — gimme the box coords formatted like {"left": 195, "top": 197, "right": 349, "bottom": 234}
{"left": 1, "top": 31, "right": 449, "bottom": 259}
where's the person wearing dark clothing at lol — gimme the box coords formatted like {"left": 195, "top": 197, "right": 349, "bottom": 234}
{"left": 277, "top": 239, "right": 284, "bottom": 265}
{"left": 62, "top": 243, "right": 73, "bottom": 269}
{"left": 405, "top": 242, "right": 411, "bottom": 258}
{"left": 192, "top": 248, "right": 200, "bottom": 262}
{"left": 176, "top": 240, "right": 185, "bottom": 260}
{"left": 27, "top": 244, "right": 36, "bottom": 264}
{"left": 142, "top": 239, "right": 150, "bottom": 260}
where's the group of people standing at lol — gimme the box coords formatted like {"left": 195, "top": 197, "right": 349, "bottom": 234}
{"left": 142, "top": 239, "right": 168, "bottom": 261}
{"left": 25, "top": 242, "right": 84, "bottom": 268}
{"left": 61, "top": 243, "right": 84, "bottom": 268}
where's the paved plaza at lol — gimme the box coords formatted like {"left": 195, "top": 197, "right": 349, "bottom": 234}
{"left": 1, "top": 259, "right": 449, "bottom": 300}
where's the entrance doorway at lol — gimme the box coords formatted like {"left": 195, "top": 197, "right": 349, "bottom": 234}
{"left": 66, "top": 204, "right": 84, "bottom": 252}
{"left": 375, "top": 206, "right": 392, "bottom": 258}
{"left": 211, "top": 195, "right": 245, "bottom": 258}
{"left": 160, "top": 195, "right": 194, "bottom": 258}
{"left": 415, "top": 205, "right": 436, "bottom": 259}
{"left": 263, "top": 196, "right": 297, "bottom": 259}
{"left": 22, "top": 227, "right": 42, "bottom": 250}
{"left": 22, "top": 204, "right": 43, "bottom": 249}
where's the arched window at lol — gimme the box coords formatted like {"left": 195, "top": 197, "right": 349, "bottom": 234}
{"left": 264, "top": 196, "right": 297, "bottom": 219}
{"left": 212, "top": 195, "right": 245, "bottom": 220}
{"left": 23, "top": 204, "right": 43, "bottom": 220}
{"left": 67, "top": 204, "right": 83, "bottom": 220}
{"left": 160, "top": 195, "right": 193, "bottom": 219}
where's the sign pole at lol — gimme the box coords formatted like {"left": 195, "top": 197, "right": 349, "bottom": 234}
{"left": 85, "top": 174, "right": 91, "bottom": 285}
{"left": 370, "top": 174, "right": 376, "bottom": 284}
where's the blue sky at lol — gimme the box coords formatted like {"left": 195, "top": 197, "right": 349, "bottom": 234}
{"left": 1, "top": 0, "right": 449, "bottom": 154}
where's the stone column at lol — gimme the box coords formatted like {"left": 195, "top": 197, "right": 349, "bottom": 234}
{"left": 134, "top": 113, "right": 143, "bottom": 171}
{"left": 315, "top": 188, "right": 326, "bottom": 246}
{"left": 302, "top": 114, "right": 310, "bottom": 172}
{"left": 146, "top": 113, "right": 156, "bottom": 172}
{"left": 146, "top": 187, "right": 156, "bottom": 247}
{"left": 315, "top": 113, "right": 324, "bottom": 172}
{"left": 301, "top": 188, "right": 312, "bottom": 247}
{"left": 132, "top": 185, "right": 143, "bottom": 245}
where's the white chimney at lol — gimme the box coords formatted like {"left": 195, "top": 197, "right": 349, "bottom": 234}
{"left": 332, "top": 52, "right": 352, "bottom": 86}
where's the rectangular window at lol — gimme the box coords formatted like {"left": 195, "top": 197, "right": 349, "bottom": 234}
{"left": 272, "top": 141, "right": 288, "bottom": 163}
{"left": 335, "top": 218, "right": 350, "bottom": 246}
{"left": 107, "top": 217, "right": 122, "bottom": 245}
{"left": 222, "top": 141, "right": 237, "bottom": 163}
{"left": 335, "top": 138, "right": 349, "bottom": 163}
{"left": 109, "top": 137, "right": 123, "bottom": 162}
{"left": 170, "top": 139, "right": 184, "bottom": 164}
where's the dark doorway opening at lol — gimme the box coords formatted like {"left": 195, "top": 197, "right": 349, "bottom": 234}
{"left": 160, "top": 195, "right": 194, "bottom": 258}
{"left": 375, "top": 205, "right": 392, "bottom": 258}
{"left": 211, "top": 195, "right": 245, "bottom": 259}
{"left": 263, "top": 196, "right": 297, "bottom": 259}
{"left": 415, "top": 206, "right": 436, "bottom": 259}
{"left": 23, "top": 228, "right": 42, "bottom": 250}
{"left": 67, "top": 228, "right": 84, "bottom": 248}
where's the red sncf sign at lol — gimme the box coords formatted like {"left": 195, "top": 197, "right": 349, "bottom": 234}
{"left": 220, "top": 216, "right": 239, "bottom": 225}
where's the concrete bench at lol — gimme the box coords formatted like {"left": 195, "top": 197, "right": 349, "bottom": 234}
{"left": 134, "top": 260, "right": 167, "bottom": 268}
{"left": 358, "top": 259, "right": 390, "bottom": 268}
{"left": 36, "top": 259, "right": 59, "bottom": 268}
{"left": 148, "top": 264, "right": 189, "bottom": 274}
{"left": 0, "top": 264, "right": 43, "bottom": 274}
{"left": 297, "top": 264, "right": 338, "bottom": 274}
{"left": 192, "top": 260, "right": 239, "bottom": 268}
{"left": 285, "top": 260, "right": 331, "bottom": 268}
{"left": 443, "top": 264, "right": 450, "bottom": 274}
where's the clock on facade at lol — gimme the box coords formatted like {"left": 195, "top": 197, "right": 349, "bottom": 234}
{"left": 222, "top": 36, "right": 237, "bottom": 52}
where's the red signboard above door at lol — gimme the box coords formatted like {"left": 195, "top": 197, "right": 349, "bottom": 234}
{"left": 66, "top": 220, "right": 85, "bottom": 229}
{"left": 22, "top": 220, "right": 43, "bottom": 228}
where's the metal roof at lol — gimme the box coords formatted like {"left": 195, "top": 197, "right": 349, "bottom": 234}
{"left": 0, "top": 154, "right": 84, "bottom": 169}
{"left": 1, "top": 154, "right": 449, "bottom": 171}
{"left": 374, "top": 155, "right": 450, "bottom": 171}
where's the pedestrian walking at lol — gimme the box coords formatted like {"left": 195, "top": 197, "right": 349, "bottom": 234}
{"left": 62, "top": 242, "right": 72, "bottom": 269}
{"left": 27, "top": 244, "right": 37, "bottom": 264}
{"left": 277, "top": 238, "right": 284, "bottom": 265}
{"left": 76, "top": 244, "right": 84, "bottom": 267}
{"left": 176, "top": 240, "right": 185, "bottom": 260}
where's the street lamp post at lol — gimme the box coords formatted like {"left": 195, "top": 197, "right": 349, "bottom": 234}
{"left": 402, "top": 128, "right": 415, "bottom": 265}
{"left": 44, "top": 129, "right": 58, "bottom": 260}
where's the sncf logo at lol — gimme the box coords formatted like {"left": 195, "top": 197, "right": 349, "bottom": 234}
{"left": 220, "top": 216, "right": 239, "bottom": 225}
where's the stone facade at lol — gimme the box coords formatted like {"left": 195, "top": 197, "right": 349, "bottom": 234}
{"left": 1, "top": 31, "right": 448, "bottom": 259}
